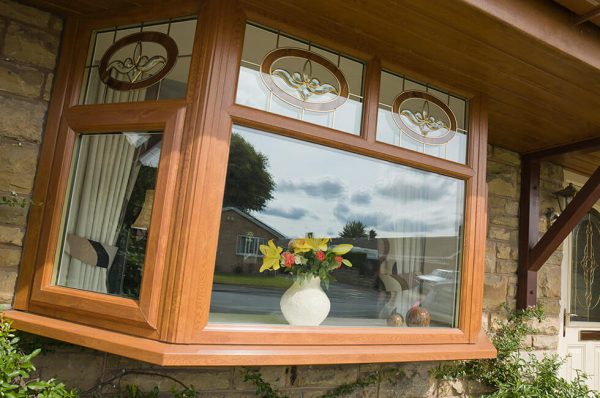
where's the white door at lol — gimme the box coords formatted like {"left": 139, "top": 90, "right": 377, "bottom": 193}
{"left": 559, "top": 207, "right": 600, "bottom": 391}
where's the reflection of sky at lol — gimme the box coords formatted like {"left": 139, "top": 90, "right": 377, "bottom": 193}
{"left": 234, "top": 125, "right": 465, "bottom": 239}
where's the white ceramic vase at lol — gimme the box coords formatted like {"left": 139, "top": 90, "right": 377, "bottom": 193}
{"left": 280, "top": 276, "right": 331, "bottom": 326}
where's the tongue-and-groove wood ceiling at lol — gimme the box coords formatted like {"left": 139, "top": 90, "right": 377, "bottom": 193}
{"left": 21, "top": 0, "right": 600, "bottom": 176}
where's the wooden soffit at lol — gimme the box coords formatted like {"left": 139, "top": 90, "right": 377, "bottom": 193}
{"left": 21, "top": 0, "right": 600, "bottom": 174}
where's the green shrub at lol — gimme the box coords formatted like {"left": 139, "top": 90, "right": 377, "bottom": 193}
{"left": 0, "top": 318, "right": 77, "bottom": 398}
{"left": 433, "top": 306, "right": 599, "bottom": 397}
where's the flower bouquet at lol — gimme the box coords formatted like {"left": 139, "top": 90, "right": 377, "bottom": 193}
{"left": 258, "top": 237, "right": 353, "bottom": 326}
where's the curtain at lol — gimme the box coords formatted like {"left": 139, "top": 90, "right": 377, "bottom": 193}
{"left": 58, "top": 135, "right": 136, "bottom": 293}
{"left": 377, "top": 171, "right": 429, "bottom": 318}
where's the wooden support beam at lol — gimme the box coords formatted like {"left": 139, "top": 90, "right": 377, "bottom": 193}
{"left": 528, "top": 166, "right": 600, "bottom": 272}
{"left": 523, "top": 136, "right": 600, "bottom": 161}
{"left": 575, "top": 6, "right": 600, "bottom": 25}
{"left": 517, "top": 159, "right": 540, "bottom": 309}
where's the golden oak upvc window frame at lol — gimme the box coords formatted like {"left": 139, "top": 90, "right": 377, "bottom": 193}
{"left": 5, "top": 0, "right": 495, "bottom": 365}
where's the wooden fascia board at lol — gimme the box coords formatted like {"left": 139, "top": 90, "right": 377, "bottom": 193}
{"left": 459, "top": 0, "right": 600, "bottom": 70}
{"left": 3, "top": 310, "right": 496, "bottom": 366}
{"left": 529, "top": 165, "right": 600, "bottom": 272}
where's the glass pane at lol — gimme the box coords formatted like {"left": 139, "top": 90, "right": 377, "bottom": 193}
{"left": 236, "top": 23, "right": 365, "bottom": 135}
{"left": 79, "top": 18, "right": 197, "bottom": 105}
{"left": 54, "top": 131, "right": 162, "bottom": 299}
{"left": 570, "top": 209, "right": 600, "bottom": 322}
{"left": 377, "top": 71, "right": 468, "bottom": 164}
{"left": 209, "top": 125, "right": 465, "bottom": 328}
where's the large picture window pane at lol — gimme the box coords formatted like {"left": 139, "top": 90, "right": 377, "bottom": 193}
{"left": 209, "top": 125, "right": 465, "bottom": 328}
{"left": 54, "top": 132, "right": 162, "bottom": 299}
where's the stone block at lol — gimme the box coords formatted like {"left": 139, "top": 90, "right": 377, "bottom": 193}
{"left": 532, "top": 334, "right": 558, "bottom": 350}
{"left": 296, "top": 365, "right": 358, "bottom": 387}
{"left": 0, "top": 224, "right": 24, "bottom": 246}
{"left": 233, "top": 366, "right": 289, "bottom": 390}
{"left": 537, "top": 298, "right": 561, "bottom": 315}
{"left": 485, "top": 241, "right": 496, "bottom": 273}
{"left": 0, "top": 244, "right": 21, "bottom": 267}
{"left": 379, "top": 362, "right": 437, "bottom": 397}
{"left": 0, "top": 268, "right": 17, "bottom": 303}
{"left": 496, "top": 260, "right": 517, "bottom": 274}
{"left": 488, "top": 226, "right": 511, "bottom": 241}
{"left": 0, "top": 0, "right": 51, "bottom": 29}
{"left": 35, "top": 349, "right": 105, "bottom": 391}
{"left": 504, "top": 200, "right": 519, "bottom": 217}
{"left": 487, "top": 195, "right": 506, "bottom": 209}
{"left": 49, "top": 15, "right": 63, "bottom": 32}
{"left": 540, "top": 161, "right": 563, "bottom": 182}
{"left": 43, "top": 72, "right": 53, "bottom": 101}
{"left": 488, "top": 214, "right": 519, "bottom": 228}
{"left": 3, "top": 22, "right": 59, "bottom": 69}
{"left": 487, "top": 176, "right": 518, "bottom": 199}
{"left": 496, "top": 242, "right": 518, "bottom": 260}
{"left": 483, "top": 274, "right": 508, "bottom": 309}
{"left": 119, "top": 368, "right": 232, "bottom": 392}
{"left": 528, "top": 315, "right": 560, "bottom": 336}
{"left": 436, "top": 379, "right": 468, "bottom": 397}
{"left": 0, "top": 142, "right": 39, "bottom": 193}
{"left": 0, "top": 61, "right": 44, "bottom": 98}
{"left": 0, "top": 96, "right": 47, "bottom": 141}
{"left": 491, "top": 147, "right": 521, "bottom": 166}
{"left": 0, "top": 201, "right": 29, "bottom": 225}
{"left": 538, "top": 265, "right": 561, "bottom": 298}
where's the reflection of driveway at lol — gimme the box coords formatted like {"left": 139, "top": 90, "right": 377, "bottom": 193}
{"left": 210, "top": 282, "right": 381, "bottom": 318}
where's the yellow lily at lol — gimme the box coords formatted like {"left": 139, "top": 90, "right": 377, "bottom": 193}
{"left": 331, "top": 244, "right": 353, "bottom": 255}
{"left": 259, "top": 240, "right": 283, "bottom": 272}
{"left": 290, "top": 237, "right": 330, "bottom": 253}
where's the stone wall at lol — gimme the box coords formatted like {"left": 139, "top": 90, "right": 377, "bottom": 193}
{"left": 484, "top": 146, "right": 563, "bottom": 354}
{"left": 0, "top": 0, "right": 62, "bottom": 308}
{"left": 0, "top": 1, "right": 568, "bottom": 396}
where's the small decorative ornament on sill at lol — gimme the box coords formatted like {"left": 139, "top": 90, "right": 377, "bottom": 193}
{"left": 259, "top": 237, "right": 353, "bottom": 326}
{"left": 406, "top": 301, "right": 431, "bottom": 327}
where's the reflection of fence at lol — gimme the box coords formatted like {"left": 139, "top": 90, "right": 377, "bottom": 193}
{"left": 236, "top": 235, "right": 268, "bottom": 256}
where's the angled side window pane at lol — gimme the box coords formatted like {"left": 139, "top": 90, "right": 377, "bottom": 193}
{"left": 54, "top": 132, "right": 162, "bottom": 299}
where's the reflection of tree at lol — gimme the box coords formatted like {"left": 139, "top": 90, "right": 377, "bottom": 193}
{"left": 339, "top": 220, "right": 368, "bottom": 238}
{"left": 223, "top": 133, "right": 275, "bottom": 212}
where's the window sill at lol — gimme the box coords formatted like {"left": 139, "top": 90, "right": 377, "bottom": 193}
{"left": 4, "top": 310, "right": 496, "bottom": 366}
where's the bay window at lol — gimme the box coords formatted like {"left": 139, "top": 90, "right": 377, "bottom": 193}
{"left": 5, "top": 0, "right": 494, "bottom": 365}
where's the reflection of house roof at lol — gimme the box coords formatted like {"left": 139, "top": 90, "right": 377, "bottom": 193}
{"left": 222, "top": 207, "right": 286, "bottom": 239}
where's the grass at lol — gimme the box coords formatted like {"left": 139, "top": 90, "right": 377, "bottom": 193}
{"left": 213, "top": 273, "right": 293, "bottom": 289}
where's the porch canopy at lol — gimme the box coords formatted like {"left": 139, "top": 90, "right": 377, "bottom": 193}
{"left": 24, "top": 0, "right": 600, "bottom": 309}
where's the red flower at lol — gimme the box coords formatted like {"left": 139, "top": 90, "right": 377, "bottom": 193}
{"left": 283, "top": 252, "right": 295, "bottom": 268}
{"left": 315, "top": 250, "right": 326, "bottom": 261}
{"left": 335, "top": 256, "right": 343, "bottom": 264}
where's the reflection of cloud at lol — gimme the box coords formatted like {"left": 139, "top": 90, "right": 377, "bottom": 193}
{"left": 375, "top": 173, "right": 455, "bottom": 202}
{"left": 262, "top": 206, "right": 308, "bottom": 220}
{"left": 333, "top": 203, "right": 457, "bottom": 235}
{"left": 277, "top": 178, "right": 345, "bottom": 199}
{"left": 350, "top": 191, "right": 371, "bottom": 205}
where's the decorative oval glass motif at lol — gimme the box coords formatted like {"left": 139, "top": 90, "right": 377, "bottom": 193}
{"left": 392, "top": 91, "right": 458, "bottom": 145}
{"left": 260, "top": 48, "right": 349, "bottom": 112}
{"left": 98, "top": 31, "right": 178, "bottom": 91}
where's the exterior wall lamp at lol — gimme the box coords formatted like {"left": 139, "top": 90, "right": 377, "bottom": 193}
{"left": 545, "top": 183, "right": 578, "bottom": 226}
